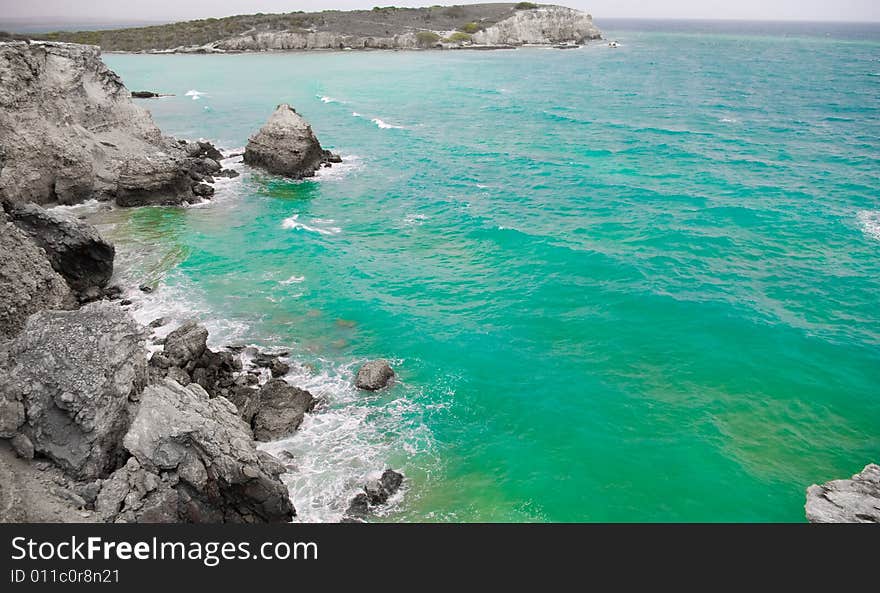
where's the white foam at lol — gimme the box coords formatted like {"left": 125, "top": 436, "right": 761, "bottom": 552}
{"left": 282, "top": 214, "right": 342, "bottom": 235}
{"left": 314, "top": 154, "right": 363, "bottom": 181}
{"left": 280, "top": 275, "right": 306, "bottom": 285}
{"left": 352, "top": 112, "right": 362, "bottom": 118}
{"left": 318, "top": 95, "right": 345, "bottom": 104}
{"left": 404, "top": 213, "right": 427, "bottom": 226}
{"left": 720, "top": 117, "right": 739, "bottom": 124}
{"left": 260, "top": 359, "right": 435, "bottom": 523}
{"left": 185, "top": 89, "right": 206, "bottom": 101}
{"left": 371, "top": 118, "right": 404, "bottom": 130}
{"left": 857, "top": 210, "right": 880, "bottom": 241}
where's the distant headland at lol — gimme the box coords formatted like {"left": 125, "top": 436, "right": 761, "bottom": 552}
{"left": 4, "top": 3, "right": 602, "bottom": 53}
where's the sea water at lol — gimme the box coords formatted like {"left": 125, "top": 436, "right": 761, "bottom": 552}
{"left": 96, "top": 20, "right": 880, "bottom": 522}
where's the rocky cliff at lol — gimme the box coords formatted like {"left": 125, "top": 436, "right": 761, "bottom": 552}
{"left": 473, "top": 6, "right": 600, "bottom": 45}
{"left": 0, "top": 41, "right": 235, "bottom": 207}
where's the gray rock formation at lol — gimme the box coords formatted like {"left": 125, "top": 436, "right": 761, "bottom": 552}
{"left": 0, "top": 301, "right": 147, "bottom": 479}
{"left": 344, "top": 469, "right": 404, "bottom": 521}
{"left": 244, "top": 104, "right": 339, "bottom": 178}
{"left": 355, "top": 360, "right": 395, "bottom": 391}
{"left": 473, "top": 6, "right": 600, "bottom": 45}
{"left": 122, "top": 379, "right": 295, "bottom": 522}
{"left": 0, "top": 41, "right": 215, "bottom": 207}
{"left": 163, "top": 320, "right": 209, "bottom": 368}
{"left": 0, "top": 209, "right": 76, "bottom": 340}
{"left": 805, "top": 464, "right": 880, "bottom": 523}
{"left": 3, "top": 201, "right": 115, "bottom": 300}
{"left": 252, "top": 379, "right": 316, "bottom": 442}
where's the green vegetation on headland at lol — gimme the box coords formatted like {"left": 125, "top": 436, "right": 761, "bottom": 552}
{"left": 15, "top": 4, "right": 545, "bottom": 52}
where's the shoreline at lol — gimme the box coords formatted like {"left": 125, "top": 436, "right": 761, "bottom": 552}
{"left": 104, "top": 41, "right": 604, "bottom": 56}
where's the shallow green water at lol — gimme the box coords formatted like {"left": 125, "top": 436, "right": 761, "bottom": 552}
{"left": 100, "top": 21, "right": 880, "bottom": 522}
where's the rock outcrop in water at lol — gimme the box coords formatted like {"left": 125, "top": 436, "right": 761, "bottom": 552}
{"left": 244, "top": 104, "right": 340, "bottom": 178}
{"left": 355, "top": 360, "right": 396, "bottom": 391}
{"left": 0, "top": 41, "right": 233, "bottom": 207}
{"left": 805, "top": 464, "right": 880, "bottom": 523}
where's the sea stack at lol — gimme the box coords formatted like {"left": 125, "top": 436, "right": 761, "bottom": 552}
{"left": 244, "top": 104, "right": 340, "bottom": 178}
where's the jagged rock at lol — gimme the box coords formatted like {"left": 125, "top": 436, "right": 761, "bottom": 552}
{"left": 252, "top": 379, "right": 315, "bottom": 442}
{"left": 244, "top": 104, "right": 335, "bottom": 178}
{"left": 122, "top": 379, "right": 294, "bottom": 522}
{"left": 364, "top": 469, "right": 404, "bottom": 505}
{"left": 189, "top": 157, "right": 221, "bottom": 177}
{"left": 131, "top": 90, "right": 159, "bottom": 98}
{"left": 148, "top": 317, "right": 168, "bottom": 328}
{"left": 226, "top": 386, "right": 261, "bottom": 425}
{"left": 343, "top": 469, "right": 404, "bottom": 521}
{"left": 216, "top": 168, "right": 240, "bottom": 178}
{"left": 192, "top": 182, "right": 215, "bottom": 198}
{"left": 0, "top": 302, "right": 146, "bottom": 478}
{"left": 270, "top": 358, "right": 290, "bottom": 378}
{"left": 345, "top": 493, "right": 370, "bottom": 519}
{"left": 473, "top": 6, "right": 601, "bottom": 45}
{"left": 805, "top": 464, "right": 880, "bottom": 523}
{"left": 163, "top": 320, "right": 208, "bottom": 368}
{"left": 0, "top": 41, "right": 199, "bottom": 207}
{"left": 3, "top": 201, "right": 115, "bottom": 298}
{"left": 0, "top": 210, "right": 76, "bottom": 340}
{"left": 10, "top": 434, "right": 34, "bottom": 460}
{"left": 355, "top": 359, "right": 395, "bottom": 391}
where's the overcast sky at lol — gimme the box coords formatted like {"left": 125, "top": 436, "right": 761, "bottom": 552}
{"left": 1, "top": 0, "right": 878, "bottom": 23}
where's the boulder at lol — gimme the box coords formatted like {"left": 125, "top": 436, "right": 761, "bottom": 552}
{"left": 191, "top": 182, "right": 215, "bottom": 198}
{"left": 0, "top": 301, "right": 146, "bottom": 478}
{"left": 252, "top": 379, "right": 315, "bottom": 442}
{"left": 3, "top": 201, "right": 115, "bottom": 299}
{"left": 364, "top": 469, "right": 404, "bottom": 505}
{"left": 123, "top": 379, "right": 294, "bottom": 522}
{"left": 355, "top": 359, "right": 395, "bottom": 391}
{"left": 0, "top": 210, "right": 76, "bottom": 340}
{"left": 805, "top": 464, "right": 880, "bottom": 523}
{"left": 131, "top": 91, "right": 160, "bottom": 98}
{"left": 244, "top": 104, "right": 337, "bottom": 178}
{"left": 163, "top": 320, "right": 208, "bottom": 368}
{"left": 343, "top": 469, "right": 404, "bottom": 521}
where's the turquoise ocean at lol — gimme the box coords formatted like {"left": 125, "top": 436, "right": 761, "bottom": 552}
{"left": 94, "top": 20, "right": 880, "bottom": 522}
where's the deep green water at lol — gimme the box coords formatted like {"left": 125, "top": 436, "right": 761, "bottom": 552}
{"left": 98, "top": 21, "right": 880, "bottom": 522}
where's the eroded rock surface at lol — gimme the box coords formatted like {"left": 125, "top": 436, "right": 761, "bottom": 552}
{"left": 122, "top": 380, "right": 295, "bottom": 522}
{"left": 0, "top": 209, "right": 76, "bottom": 340}
{"left": 3, "top": 201, "right": 115, "bottom": 300}
{"left": 0, "top": 302, "right": 146, "bottom": 479}
{"left": 805, "top": 464, "right": 880, "bottom": 523}
{"left": 244, "top": 104, "right": 339, "bottom": 178}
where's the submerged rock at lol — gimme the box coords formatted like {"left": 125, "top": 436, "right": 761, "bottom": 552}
{"left": 123, "top": 379, "right": 295, "bottom": 522}
{"left": 0, "top": 302, "right": 147, "bottom": 479}
{"left": 0, "top": 209, "right": 76, "bottom": 340}
{"left": 805, "top": 464, "right": 880, "bottom": 523}
{"left": 3, "top": 201, "right": 115, "bottom": 300}
{"left": 355, "top": 359, "right": 395, "bottom": 391}
{"left": 244, "top": 103, "right": 340, "bottom": 178}
{"left": 252, "top": 379, "right": 315, "bottom": 442}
